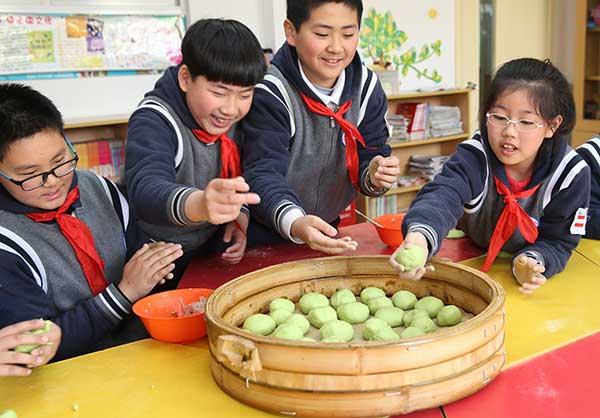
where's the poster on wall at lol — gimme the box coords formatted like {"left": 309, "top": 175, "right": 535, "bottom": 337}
{"left": 0, "top": 14, "right": 184, "bottom": 79}
{"left": 359, "top": 0, "right": 455, "bottom": 93}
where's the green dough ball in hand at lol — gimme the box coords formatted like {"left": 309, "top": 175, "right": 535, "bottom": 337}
{"left": 14, "top": 320, "right": 52, "bottom": 354}
{"left": 360, "top": 287, "right": 386, "bottom": 304}
{"left": 319, "top": 320, "right": 354, "bottom": 342}
{"left": 307, "top": 306, "right": 338, "bottom": 328}
{"left": 367, "top": 296, "right": 393, "bottom": 315}
{"left": 243, "top": 314, "right": 276, "bottom": 336}
{"left": 400, "top": 326, "right": 426, "bottom": 339}
{"left": 362, "top": 317, "right": 389, "bottom": 340}
{"left": 0, "top": 410, "right": 18, "bottom": 418}
{"left": 271, "top": 324, "right": 304, "bottom": 340}
{"left": 269, "top": 309, "right": 293, "bottom": 325}
{"left": 414, "top": 296, "right": 444, "bottom": 318}
{"left": 373, "top": 326, "right": 400, "bottom": 341}
{"left": 411, "top": 317, "right": 438, "bottom": 333}
{"left": 437, "top": 305, "right": 463, "bottom": 326}
{"left": 283, "top": 313, "right": 310, "bottom": 334}
{"left": 299, "top": 293, "right": 329, "bottom": 314}
{"left": 330, "top": 288, "right": 356, "bottom": 309}
{"left": 403, "top": 309, "right": 429, "bottom": 327}
{"left": 392, "top": 290, "right": 417, "bottom": 310}
{"left": 374, "top": 306, "right": 404, "bottom": 327}
{"left": 394, "top": 246, "right": 427, "bottom": 271}
{"left": 337, "top": 301, "right": 370, "bottom": 324}
{"left": 269, "top": 297, "right": 295, "bottom": 313}
{"left": 446, "top": 229, "right": 466, "bottom": 239}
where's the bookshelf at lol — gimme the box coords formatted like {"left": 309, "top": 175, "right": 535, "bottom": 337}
{"left": 356, "top": 88, "right": 471, "bottom": 220}
{"left": 574, "top": 0, "right": 600, "bottom": 147}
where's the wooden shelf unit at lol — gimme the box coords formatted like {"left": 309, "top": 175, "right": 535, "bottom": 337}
{"left": 356, "top": 88, "right": 471, "bottom": 219}
{"left": 64, "top": 116, "right": 128, "bottom": 145}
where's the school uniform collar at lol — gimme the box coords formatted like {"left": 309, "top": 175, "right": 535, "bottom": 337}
{"left": 298, "top": 58, "right": 345, "bottom": 107}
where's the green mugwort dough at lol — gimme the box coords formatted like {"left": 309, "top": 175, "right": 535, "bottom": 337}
{"left": 300, "top": 336, "right": 316, "bottom": 342}
{"left": 0, "top": 410, "right": 18, "bottom": 418}
{"left": 400, "top": 326, "right": 426, "bottom": 339}
{"left": 360, "top": 287, "right": 386, "bottom": 304}
{"left": 14, "top": 320, "right": 52, "bottom": 354}
{"left": 373, "top": 326, "right": 400, "bottom": 341}
{"left": 336, "top": 301, "right": 370, "bottom": 324}
{"left": 329, "top": 288, "right": 356, "bottom": 309}
{"left": 307, "top": 306, "right": 338, "bottom": 328}
{"left": 414, "top": 296, "right": 444, "bottom": 318}
{"left": 437, "top": 305, "right": 463, "bottom": 326}
{"left": 394, "top": 246, "right": 427, "bottom": 271}
{"left": 269, "top": 308, "right": 293, "bottom": 325}
{"left": 283, "top": 313, "right": 310, "bottom": 334}
{"left": 411, "top": 317, "right": 438, "bottom": 333}
{"left": 269, "top": 297, "right": 295, "bottom": 313}
{"left": 319, "top": 320, "right": 354, "bottom": 342}
{"left": 298, "top": 292, "right": 329, "bottom": 314}
{"left": 362, "top": 317, "right": 389, "bottom": 340}
{"left": 446, "top": 229, "right": 466, "bottom": 239}
{"left": 321, "top": 336, "right": 345, "bottom": 343}
{"left": 374, "top": 306, "right": 404, "bottom": 327}
{"left": 403, "top": 309, "right": 429, "bottom": 327}
{"left": 391, "top": 290, "right": 417, "bottom": 310}
{"left": 242, "top": 313, "right": 276, "bottom": 336}
{"left": 271, "top": 324, "right": 304, "bottom": 340}
{"left": 367, "top": 296, "right": 393, "bottom": 315}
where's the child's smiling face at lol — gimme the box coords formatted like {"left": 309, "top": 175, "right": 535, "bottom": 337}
{"left": 284, "top": 2, "right": 360, "bottom": 89}
{"left": 0, "top": 130, "right": 75, "bottom": 210}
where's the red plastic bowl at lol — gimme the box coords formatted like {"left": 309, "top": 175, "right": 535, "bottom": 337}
{"left": 373, "top": 213, "right": 405, "bottom": 248}
{"left": 133, "top": 288, "right": 213, "bottom": 343}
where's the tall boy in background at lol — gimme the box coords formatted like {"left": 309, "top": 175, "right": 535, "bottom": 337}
{"left": 125, "top": 19, "right": 265, "bottom": 278}
{"left": 0, "top": 84, "right": 182, "bottom": 361}
{"left": 241, "top": 0, "right": 400, "bottom": 254}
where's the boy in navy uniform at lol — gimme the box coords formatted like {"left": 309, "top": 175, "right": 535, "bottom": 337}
{"left": 576, "top": 137, "right": 600, "bottom": 239}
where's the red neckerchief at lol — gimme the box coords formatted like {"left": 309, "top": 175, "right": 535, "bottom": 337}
{"left": 481, "top": 176, "right": 541, "bottom": 272}
{"left": 192, "top": 129, "right": 241, "bottom": 178}
{"left": 300, "top": 93, "right": 366, "bottom": 190}
{"left": 26, "top": 186, "right": 107, "bottom": 295}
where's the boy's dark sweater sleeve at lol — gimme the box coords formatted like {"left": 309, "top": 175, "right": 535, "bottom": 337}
{"left": 517, "top": 163, "right": 591, "bottom": 278}
{"left": 402, "top": 139, "right": 487, "bottom": 255}
{"left": 576, "top": 138, "right": 600, "bottom": 239}
{"left": 241, "top": 88, "right": 304, "bottom": 231}
{"left": 0, "top": 254, "right": 132, "bottom": 361}
{"left": 125, "top": 108, "right": 198, "bottom": 226}
{"left": 356, "top": 76, "right": 392, "bottom": 196}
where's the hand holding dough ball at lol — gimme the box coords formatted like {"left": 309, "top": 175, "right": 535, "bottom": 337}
{"left": 330, "top": 288, "right": 356, "bottom": 309}
{"left": 367, "top": 296, "right": 393, "bottom": 314}
{"left": 414, "top": 296, "right": 444, "bottom": 318}
{"left": 392, "top": 290, "right": 417, "bottom": 310}
{"left": 269, "top": 297, "right": 295, "bottom": 313}
{"left": 14, "top": 320, "right": 53, "bottom": 353}
{"left": 400, "top": 326, "right": 426, "bottom": 339}
{"left": 395, "top": 245, "right": 427, "bottom": 271}
{"left": 437, "top": 305, "right": 463, "bottom": 326}
{"left": 360, "top": 287, "right": 385, "bottom": 304}
{"left": 374, "top": 306, "right": 404, "bottom": 327}
{"left": 362, "top": 317, "right": 389, "bottom": 340}
{"left": 337, "top": 301, "right": 370, "bottom": 324}
{"left": 299, "top": 293, "right": 329, "bottom": 314}
{"left": 411, "top": 316, "right": 438, "bottom": 333}
{"left": 403, "top": 309, "right": 429, "bottom": 327}
{"left": 269, "top": 309, "right": 293, "bottom": 325}
{"left": 243, "top": 314, "right": 276, "bottom": 336}
{"left": 320, "top": 320, "right": 354, "bottom": 342}
{"left": 284, "top": 313, "right": 310, "bottom": 334}
{"left": 308, "top": 306, "right": 338, "bottom": 328}
{"left": 271, "top": 324, "right": 304, "bottom": 340}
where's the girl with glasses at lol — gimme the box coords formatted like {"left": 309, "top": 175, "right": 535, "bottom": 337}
{"left": 388, "top": 58, "right": 591, "bottom": 295}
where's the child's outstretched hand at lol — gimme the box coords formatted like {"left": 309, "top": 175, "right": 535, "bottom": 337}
{"left": 0, "top": 319, "right": 61, "bottom": 376}
{"left": 368, "top": 155, "right": 401, "bottom": 189}
{"left": 221, "top": 213, "right": 249, "bottom": 264}
{"left": 192, "top": 177, "right": 260, "bottom": 225}
{"left": 291, "top": 215, "right": 358, "bottom": 254}
{"left": 118, "top": 242, "right": 184, "bottom": 302}
{"left": 513, "top": 255, "right": 547, "bottom": 295}
{"left": 389, "top": 231, "right": 434, "bottom": 280}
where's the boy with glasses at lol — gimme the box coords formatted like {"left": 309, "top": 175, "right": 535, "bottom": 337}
{"left": 0, "top": 83, "right": 183, "bottom": 361}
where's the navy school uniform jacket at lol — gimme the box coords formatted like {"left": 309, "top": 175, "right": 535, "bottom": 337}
{"left": 576, "top": 136, "right": 600, "bottom": 239}
{"left": 239, "top": 43, "right": 391, "bottom": 241}
{"left": 403, "top": 131, "right": 590, "bottom": 278}
{"left": 0, "top": 171, "right": 148, "bottom": 360}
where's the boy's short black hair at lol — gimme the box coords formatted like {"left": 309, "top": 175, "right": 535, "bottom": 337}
{"left": 181, "top": 19, "right": 266, "bottom": 87}
{"left": 287, "top": 0, "right": 363, "bottom": 31}
{"left": 0, "top": 83, "right": 63, "bottom": 161}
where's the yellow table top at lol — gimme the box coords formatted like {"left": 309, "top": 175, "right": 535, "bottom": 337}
{"left": 576, "top": 238, "right": 600, "bottom": 267}
{"left": 2, "top": 241, "right": 600, "bottom": 417}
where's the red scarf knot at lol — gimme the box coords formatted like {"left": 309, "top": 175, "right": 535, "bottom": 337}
{"left": 192, "top": 129, "right": 241, "bottom": 179}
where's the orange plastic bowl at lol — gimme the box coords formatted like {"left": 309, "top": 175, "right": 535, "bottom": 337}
{"left": 373, "top": 213, "right": 405, "bottom": 248}
{"left": 133, "top": 288, "right": 213, "bottom": 343}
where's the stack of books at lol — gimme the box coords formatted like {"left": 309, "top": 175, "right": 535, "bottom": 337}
{"left": 73, "top": 139, "right": 125, "bottom": 180}
{"left": 396, "top": 102, "right": 429, "bottom": 141}
{"left": 407, "top": 154, "right": 449, "bottom": 181}
{"left": 386, "top": 114, "right": 409, "bottom": 143}
{"left": 428, "top": 106, "right": 463, "bottom": 138}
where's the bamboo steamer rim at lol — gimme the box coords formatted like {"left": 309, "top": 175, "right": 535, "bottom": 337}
{"left": 205, "top": 255, "right": 505, "bottom": 348}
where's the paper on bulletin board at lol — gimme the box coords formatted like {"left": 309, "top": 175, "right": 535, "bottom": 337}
{"left": 0, "top": 14, "right": 184, "bottom": 77}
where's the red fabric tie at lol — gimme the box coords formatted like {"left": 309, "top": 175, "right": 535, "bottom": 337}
{"left": 26, "top": 186, "right": 107, "bottom": 295}
{"left": 300, "top": 93, "right": 366, "bottom": 190}
{"left": 481, "top": 176, "right": 541, "bottom": 272}
{"left": 192, "top": 129, "right": 241, "bottom": 178}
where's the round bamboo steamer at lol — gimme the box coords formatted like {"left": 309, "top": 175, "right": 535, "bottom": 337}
{"left": 205, "top": 256, "right": 506, "bottom": 417}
